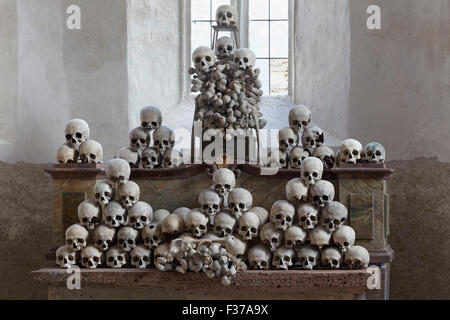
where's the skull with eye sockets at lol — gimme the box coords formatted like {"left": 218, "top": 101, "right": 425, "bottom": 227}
{"left": 310, "top": 180, "right": 335, "bottom": 208}
{"left": 56, "top": 143, "right": 78, "bottom": 164}
{"left": 153, "top": 126, "right": 175, "bottom": 154}
{"left": 278, "top": 127, "right": 298, "bottom": 154}
{"left": 213, "top": 168, "right": 236, "bottom": 197}
{"left": 106, "top": 246, "right": 128, "bottom": 269}
{"left": 127, "top": 201, "right": 153, "bottom": 230}
{"left": 64, "top": 119, "right": 90, "bottom": 149}
{"left": 192, "top": 46, "right": 216, "bottom": 72}
{"left": 141, "top": 147, "right": 161, "bottom": 169}
{"left": 338, "top": 139, "right": 363, "bottom": 164}
{"left": 288, "top": 146, "right": 310, "bottom": 169}
{"left": 300, "top": 157, "right": 323, "bottom": 186}
{"left": 129, "top": 127, "right": 150, "bottom": 152}
{"left": 260, "top": 222, "right": 284, "bottom": 252}
{"left": 321, "top": 201, "right": 348, "bottom": 233}
{"left": 216, "top": 4, "right": 238, "bottom": 27}
{"left": 81, "top": 245, "right": 104, "bottom": 269}
{"left": 289, "top": 105, "right": 311, "bottom": 134}
{"left": 103, "top": 201, "right": 127, "bottom": 228}
{"left": 140, "top": 106, "right": 162, "bottom": 133}
{"left": 117, "top": 226, "right": 140, "bottom": 252}
{"left": 215, "top": 36, "right": 235, "bottom": 59}
{"left": 78, "top": 140, "right": 103, "bottom": 164}
{"left": 56, "top": 245, "right": 77, "bottom": 268}
{"left": 77, "top": 199, "right": 101, "bottom": 230}
{"left": 313, "top": 146, "right": 336, "bottom": 169}
{"left": 270, "top": 200, "right": 295, "bottom": 232}
{"left": 65, "top": 224, "right": 89, "bottom": 252}
{"left": 213, "top": 211, "right": 236, "bottom": 237}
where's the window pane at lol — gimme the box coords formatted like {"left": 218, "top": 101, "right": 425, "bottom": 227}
{"left": 249, "top": 0, "right": 269, "bottom": 20}
{"left": 270, "top": 59, "right": 288, "bottom": 95}
{"left": 192, "top": 22, "right": 212, "bottom": 51}
{"left": 270, "top": 0, "right": 289, "bottom": 20}
{"left": 212, "top": 0, "right": 231, "bottom": 18}
{"left": 191, "top": 0, "right": 211, "bottom": 21}
{"left": 255, "top": 59, "right": 270, "bottom": 95}
{"left": 270, "top": 21, "right": 288, "bottom": 57}
{"left": 249, "top": 21, "right": 269, "bottom": 57}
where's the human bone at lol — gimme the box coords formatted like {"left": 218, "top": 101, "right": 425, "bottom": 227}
{"left": 234, "top": 48, "right": 256, "bottom": 71}
{"left": 224, "top": 235, "right": 247, "bottom": 259}
{"left": 154, "top": 243, "right": 174, "bottom": 272}
{"left": 321, "top": 246, "right": 343, "bottom": 269}
{"left": 161, "top": 213, "right": 186, "bottom": 235}
{"left": 321, "top": 201, "right": 348, "bottom": 233}
{"left": 199, "top": 190, "right": 222, "bottom": 224}
{"left": 289, "top": 105, "right": 311, "bottom": 134}
{"left": 186, "top": 208, "right": 209, "bottom": 238}
{"left": 296, "top": 203, "right": 319, "bottom": 230}
{"left": 272, "top": 246, "right": 295, "bottom": 270}
{"left": 153, "top": 126, "right": 175, "bottom": 153}
{"left": 216, "top": 4, "right": 238, "bottom": 26}
{"left": 78, "top": 140, "right": 103, "bottom": 164}
{"left": 363, "top": 142, "right": 385, "bottom": 163}
{"left": 310, "top": 180, "right": 335, "bottom": 208}
{"left": 103, "top": 201, "right": 127, "bottom": 228}
{"left": 301, "top": 125, "right": 324, "bottom": 150}
{"left": 77, "top": 199, "right": 101, "bottom": 230}
{"left": 151, "top": 209, "right": 171, "bottom": 227}
{"left": 115, "top": 146, "right": 140, "bottom": 168}
{"left": 248, "top": 244, "right": 271, "bottom": 270}
{"left": 127, "top": 201, "right": 153, "bottom": 229}
{"left": 129, "top": 127, "right": 150, "bottom": 152}
{"left": 338, "top": 139, "right": 363, "bottom": 164}
{"left": 106, "top": 246, "right": 128, "bottom": 269}
{"left": 288, "top": 147, "right": 310, "bottom": 169}
{"left": 228, "top": 188, "right": 253, "bottom": 219}
{"left": 118, "top": 181, "right": 140, "bottom": 208}
{"left": 267, "top": 149, "right": 288, "bottom": 168}
{"left": 105, "top": 158, "right": 131, "bottom": 187}
{"left": 213, "top": 211, "right": 237, "bottom": 237}
{"left": 81, "top": 245, "right": 104, "bottom": 269}
{"left": 65, "top": 119, "right": 90, "bottom": 149}
{"left": 141, "top": 147, "right": 161, "bottom": 169}
{"left": 65, "top": 224, "right": 89, "bottom": 251}
{"left": 300, "top": 157, "right": 323, "bottom": 185}
{"left": 260, "top": 222, "right": 284, "bottom": 252}
{"left": 94, "top": 180, "right": 115, "bottom": 207}
{"left": 345, "top": 245, "right": 370, "bottom": 269}
{"left": 117, "top": 226, "right": 140, "bottom": 252}
{"left": 215, "top": 36, "right": 235, "bottom": 59}
{"left": 56, "top": 143, "right": 78, "bottom": 164}
{"left": 249, "top": 207, "right": 269, "bottom": 225}
{"left": 140, "top": 106, "right": 162, "bottom": 133}
{"left": 309, "top": 226, "right": 332, "bottom": 249}
{"left": 192, "top": 46, "right": 216, "bottom": 72}
{"left": 278, "top": 127, "right": 298, "bottom": 154}
{"left": 162, "top": 148, "right": 183, "bottom": 168}
{"left": 93, "top": 224, "right": 116, "bottom": 252}
{"left": 313, "top": 146, "right": 336, "bottom": 169}
{"left": 284, "top": 226, "right": 307, "bottom": 249}
{"left": 141, "top": 224, "right": 165, "bottom": 249}
{"left": 297, "top": 244, "right": 320, "bottom": 270}
{"left": 285, "top": 178, "right": 309, "bottom": 203}
{"left": 56, "top": 245, "right": 77, "bottom": 268}
{"left": 238, "top": 211, "right": 261, "bottom": 240}
{"left": 130, "top": 244, "right": 151, "bottom": 269}
{"left": 332, "top": 225, "right": 356, "bottom": 253}
{"left": 270, "top": 200, "right": 295, "bottom": 231}
{"left": 212, "top": 168, "right": 236, "bottom": 197}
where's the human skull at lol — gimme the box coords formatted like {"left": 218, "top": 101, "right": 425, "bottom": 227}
{"left": 213, "top": 168, "right": 236, "bottom": 197}
{"left": 129, "top": 127, "right": 149, "bottom": 152}
{"left": 270, "top": 200, "right": 295, "bottom": 231}
{"left": 93, "top": 224, "right": 116, "bottom": 251}
{"left": 215, "top": 36, "right": 235, "bottom": 59}
{"left": 267, "top": 149, "right": 288, "bottom": 168}
{"left": 224, "top": 235, "right": 247, "bottom": 259}
{"left": 140, "top": 106, "right": 162, "bottom": 133}
{"left": 106, "top": 246, "right": 128, "bottom": 269}
{"left": 250, "top": 207, "right": 269, "bottom": 225}
{"left": 103, "top": 201, "right": 127, "bottom": 228}
{"left": 332, "top": 225, "right": 356, "bottom": 253}
{"left": 199, "top": 190, "right": 222, "bottom": 221}
{"left": 228, "top": 188, "right": 253, "bottom": 219}
{"left": 278, "top": 127, "right": 298, "bottom": 154}
{"left": 310, "top": 180, "right": 335, "bottom": 208}
{"left": 300, "top": 157, "right": 323, "bottom": 186}
{"left": 141, "top": 147, "right": 161, "bottom": 169}
{"left": 284, "top": 226, "right": 307, "bottom": 249}
{"left": 296, "top": 203, "right": 319, "bottom": 230}
{"left": 297, "top": 244, "right": 320, "bottom": 270}
{"left": 78, "top": 140, "right": 103, "bottom": 164}
{"left": 117, "top": 226, "right": 140, "bottom": 252}
{"left": 313, "top": 146, "right": 336, "bottom": 169}
{"left": 192, "top": 46, "right": 216, "bottom": 72}
{"left": 93, "top": 180, "right": 114, "bottom": 207}
{"left": 308, "top": 226, "right": 332, "bottom": 249}
{"left": 321, "top": 246, "right": 343, "bottom": 269}
{"left": 213, "top": 212, "right": 236, "bottom": 237}
{"left": 153, "top": 126, "right": 175, "bottom": 153}
{"left": 186, "top": 208, "right": 209, "bottom": 238}
{"left": 161, "top": 213, "right": 186, "bottom": 235}
{"left": 81, "top": 245, "right": 103, "bottom": 269}
{"left": 115, "top": 146, "right": 140, "bottom": 168}
{"left": 105, "top": 159, "right": 131, "bottom": 186}
{"left": 154, "top": 243, "right": 174, "bottom": 271}
{"left": 345, "top": 246, "right": 370, "bottom": 269}
{"left": 272, "top": 246, "right": 295, "bottom": 270}
{"left": 130, "top": 244, "right": 151, "bottom": 269}
{"left": 301, "top": 126, "right": 324, "bottom": 151}
{"left": 363, "top": 142, "right": 385, "bottom": 163}
{"left": 162, "top": 148, "right": 183, "bottom": 168}
{"left": 234, "top": 48, "right": 256, "bottom": 71}
{"left": 56, "top": 245, "right": 77, "bottom": 268}
{"left": 289, "top": 105, "right": 311, "bottom": 134}
{"left": 260, "top": 222, "right": 284, "bottom": 252}
{"left": 338, "top": 139, "right": 363, "bottom": 164}
{"left": 321, "top": 201, "right": 348, "bottom": 233}
{"left": 285, "top": 178, "right": 309, "bottom": 203}
{"left": 141, "top": 224, "right": 166, "bottom": 249}
{"left": 248, "top": 244, "right": 271, "bottom": 270}
{"left": 65, "top": 119, "right": 90, "bottom": 149}
{"left": 118, "top": 181, "right": 140, "bottom": 208}
{"left": 77, "top": 199, "right": 101, "bottom": 230}
{"left": 238, "top": 211, "right": 261, "bottom": 240}
{"left": 288, "top": 147, "right": 310, "bottom": 169}
{"left": 56, "top": 144, "right": 78, "bottom": 164}
{"left": 128, "top": 201, "right": 153, "bottom": 229}
{"left": 216, "top": 4, "right": 238, "bottom": 26}
{"left": 151, "top": 209, "right": 171, "bottom": 227}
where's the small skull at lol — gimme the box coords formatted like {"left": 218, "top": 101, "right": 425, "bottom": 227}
{"left": 297, "top": 244, "right": 320, "bottom": 270}
{"left": 333, "top": 225, "right": 356, "bottom": 253}
{"left": 56, "top": 245, "right": 77, "bottom": 268}
{"left": 153, "top": 126, "right": 175, "bottom": 153}
{"left": 141, "top": 224, "right": 166, "bottom": 249}
{"left": 278, "top": 127, "right": 298, "bottom": 154}
{"left": 248, "top": 244, "right": 271, "bottom": 270}
{"left": 93, "top": 180, "right": 114, "bottom": 207}
{"left": 129, "top": 127, "right": 150, "bottom": 152}
{"left": 308, "top": 226, "right": 332, "bottom": 249}
{"left": 130, "top": 244, "right": 151, "bottom": 269}
{"left": 300, "top": 157, "right": 323, "bottom": 186}
{"left": 216, "top": 4, "right": 238, "bottom": 26}
{"left": 321, "top": 246, "right": 343, "bottom": 269}
{"left": 288, "top": 147, "right": 310, "bottom": 169}
{"left": 285, "top": 178, "right": 309, "bottom": 203}
{"left": 289, "top": 105, "right": 311, "bottom": 134}
{"left": 115, "top": 146, "right": 140, "bottom": 168}
{"left": 234, "top": 48, "right": 256, "bottom": 71}
{"left": 321, "top": 201, "right": 348, "bottom": 233}
{"left": 77, "top": 199, "right": 101, "bottom": 230}
{"left": 272, "top": 246, "right": 295, "bottom": 270}
{"left": 313, "top": 146, "right": 336, "bottom": 169}
{"left": 118, "top": 181, "right": 140, "bottom": 208}
{"left": 78, "top": 140, "right": 103, "bottom": 164}
{"left": 199, "top": 190, "right": 222, "bottom": 222}
{"left": 65, "top": 119, "right": 90, "bottom": 149}
{"left": 310, "top": 180, "right": 335, "bottom": 208}
{"left": 228, "top": 188, "right": 253, "bottom": 219}
{"left": 213, "top": 211, "right": 236, "bottom": 237}
{"left": 140, "top": 106, "right": 162, "bottom": 133}
{"left": 363, "top": 142, "right": 385, "bottom": 163}
{"left": 128, "top": 201, "right": 153, "bottom": 229}
{"left": 284, "top": 226, "right": 307, "bottom": 249}
{"left": 260, "top": 222, "right": 284, "bottom": 252}
{"left": 338, "top": 139, "right": 363, "bottom": 164}
{"left": 238, "top": 211, "right": 261, "bottom": 240}
{"left": 103, "top": 201, "right": 127, "bottom": 228}
{"left": 301, "top": 126, "right": 324, "bottom": 151}
{"left": 56, "top": 144, "right": 78, "bottom": 164}
{"left": 296, "top": 203, "right": 319, "bottom": 230}
{"left": 270, "top": 200, "right": 295, "bottom": 231}
{"left": 162, "top": 148, "right": 183, "bottom": 168}
{"left": 215, "top": 36, "right": 235, "bottom": 59}
{"left": 117, "top": 226, "right": 140, "bottom": 252}
{"left": 192, "top": 46, "right": 216, "bottom": 72}
{"left": 186, "top": 208, "right": 209, "bottom": 238}
{"left": 81, "top": 245, "right": 104, "bottom": 269}
{"left": 213, "top": 168, "right": 236, "bottom": 197}
{"left": 106, "top": 246, "right": 128, "bottom": 269}
{"left": 141, "top": 147, "right": 161, "bottom": 169}
{"left": 65, "top": 224, "right": 88, "bottom": 251}
{"left": 93, "top": 224, "right": 116, "bottom": 251}
{"left": 345, "top": 245, "right": 370, "bottom": 269}
{"left": 105, "top": 158, "right": 131, "bottom": 187}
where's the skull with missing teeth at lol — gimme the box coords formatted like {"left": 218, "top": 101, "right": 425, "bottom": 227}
{"left": 338, "top": 139, "right": 363, "bottom": 164}
{"left": 141, "top": 224, "right": 166, "bottom": 249}
{"left": 162, "top": 148, "right": 183, "bottom": 168}
{"left": 199, "top": 190, "right": 221, "bottom": 218}
{"left": 272, "top": 246, "right": 295, "bottom": 270}
{"left": 153, "top": 126, "right": 175, "bottom": 153}
{"left": 260, "top": 222, "right": 284, "bottom": 252}
{"left": 228, "top": 188, "right": 253, "bottom": 219}
{"left": 103, "top": 201, "right": 127, "bottom": 228}
{"left": 310, "top": 180, "right": 335, "bottom": 208}
{"left": 345, "top": 245, "right": 370, "bottom": 269}
{"left": 234, "top": 48, "right": 256, "bottom": 71}
{"left": 215, "top": 36, "right": 235, "bottom": 59}
{"left": 116, "top": 146, "right": 140, "bottom": 168}
{"left": 56, "top": 144, "right": 78, "bottom": 164}
{"left": 270, "top": 200, "right": 295, "bottom": 231}
{"left": 117, "top": 226, "right": 140, "bottom": 252}
{"left": 186, "top": 208, "right": 209, "bottom": 238}
{"left": 192, "top": 46, "right": 216, "bottom": 72}
{"left": 106, "top": 158, "right": 131, "bottom": 186}
{"left": 77, "top": 199, "right": 101, "bottom": 230}
{"left": 118, "top": 181, "right": 140, "bottom": 208}
{"left": 284, "top": 226, "right": 307, "bottom": 249}
{"left": 297, "top": 244, "right": 320, "bottom": 270}
{"left": 238, "top": 211, "right": 261, "bottom": 240}
{"left": 129, "top": 127, "right": 149, "bottom": 152}
{"left": 216, "top": 4, "right": 238, "bottom": 26}
{"left": 285, "top": 178, "right": 309, "bottom": 203}
{"left": 56, "top": 245, "right": 77, "bottom": 268}
{"left": 301, "top": 126, "right": 324, "bottom": 151}
{"left": 301, "top": 157, "right": 323, "bottom": 186}
{"left": 140, "top": 106, "right": 162, "bottom": 133}
{"left": 313, "top": 146, "right": 336, "bottom": 169}
{"left": 213, "top": 168, "right": 236, "bottom": 197}
{"left": 363, "top": 142, "right": 385, "bottom": 163}
{"left": 130, "top": 244, "right": 151, "bottom": 269}
{"left": 93, "top": 224, "right": 116, "bottom": 251}
{"left": 248, "top": 244, "right": 271, "bottom": 270}
{"left": 333, "top": 225, "right": 355, "bottom": 253}
{"left": 296, "top": 203, "right": 319, "bottom": 230}
{"left": 289, "top": 105, "right": 311, "bottom": 134}
{"left": 321, "top": 246, "right": 343, "bottom": 269}
{"left": 288, "top": 147, "right": 310, "bottom": 169}
{"left": 278, "top": 127, "right": 298, "bottom": 154}
{"left": 81, "top": 245, "right": 104, "bottom": 269}
{"left": 106, "top": 246, "right": 128, "bottom": 269}
{"left": 79, "top": 140, "right": 103, "bottom": 164}
{"left": 321, "top": 201, "right": 348, "bottom": 233}
{"left": 213, "top": 212, "right": 236, "bottom": 237}
{"left": 128, "top": 201, "right": 153, "bottom": 229}
{"left": 65, "top": 119, "right": 90, "bottom": 149}
{"left": 141, "top": 147, "right": 161, "bottom": 169}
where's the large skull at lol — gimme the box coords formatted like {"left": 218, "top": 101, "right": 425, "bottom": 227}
{"left": 105, "top": 159, "right": 131, "bottom": 187}
{"left": 128, "top": 201, "right": 153, "bottom": 229}
{"left": 77, "top": 199, "right": 101, "bottom": 230}
{"left": 140, "top": 106, "right": 162, "bottom": 133}
{"left": 141, "top": 147, "right": 161, "bottom": 169}
{"left": 301, "top": 126, "right": 324, "bottom": 151}
{"left": 216, "top": 4, "right": 238, "bottom": 27}
{"left": 300, "top": 157, "right": 323, "bottom": 186}
{"left": 117, "top": 226, "right": 140, "bottom": 252}
{"left": 65, "top": 119, "right": 90, "bottom": 149}
{"left": 313, "top": 146, "right": 336, "bottom": 169}
{"left": 284, "top": 226, "right": 307, "bottom": 249}
{"left": 161, "top": 213, "right": 186, "bottom": 236}
{"left": 289, "top": 105, "right": 311, "bottom": 134}
{"left": 288, "top": 147, "right": 310, "bottom": 169}
{"left": 186, "top": 208, "right": 209, "bottom": 238}
{"left": 321, "top": 201, "right": 348, "bottom": 233}
{"left": 297, "top": 244, "right": 320, "bottom": 270}
{"left": 267, "top": 149, "right": 288, "bottom": 168}
{"left": 213, "top": 211, "right": 236, "bottom": 237}
{"left": 248, "top": 244, "right": 271, "bottom": 270}
{"left": 116, "top": 146, "right": 140, "bottom": 168}
{"left": 296, "top": 203, "right": 319, "bottom": 230}
{"left": 118, "top": 181, "right": 140, "bottom": 209}
{"left": 162, "top": 148, "right": 183, "bottom": 168}
{"left": 332, "top": 225, "right": 356, "bottom": 253}
{"left": 93, "top": 180, "right": 114, "bottom": 207}
{"left": 345, "top": 245, "right": 370, "bottom": 269}
{"left": 93, "top": 224, "right": 116, "bottom": 251}
{"left": 56, "top": 144, "right": 78, "bottom": 164}
{"left": 129, "top": 127, "right": 150, "bottom": 152}
{"left": 228, "top": 188, "right": 253, "bottom": 219}
{"left": 260, "top": 222, "right": 284, "bottom": 252}
{"left": 272, "top": 246, "right": 295, "bottom": 270}
{"left": 234, "top": 48, "right": 256, "bottom": 71}
{"left": 285, "top": 178, "right": 309, "bottom": 204}
{"left": 363, "top": 142, "right": 385, "bottom": 163}
{"left": 215, "top": 36, "right": 235, "bottom": 59}
{"left": 153, "top": 126, "right": 175, "bottom": 153}
{"left": 278, "top": 127, "right": 298, "bottom": 154}
{"left": 130, "top": 244, "right": 151, "bottom": 269}
{"left": 56, "top": 245, "right": 77, "bottom": 268}
{"left": 213, "top": 168, "right": 236, "bottom": 197}
{"left": 141, "top": 224, "right": 166, "bottom": 249}
{"left": 192, "top": 46, "right": 216, "bottom": 72}
{"left": 106, "top": 246, "right": 128, "bottom": 269}
{"left": 321, "top": 246, "right": 343, "bottom": 269}
{"left": 310, "top": 180, "right": 335, "bottom": 208}
{"left": 308, "top": 226, "right": 332, "bottom": 249}
{"left": 103, "top": 201, "right": 127, "bottom": 228}
{"left": 238, "top": 211, "right": 261, "bottom": 240}
{"left": 270, "top": 200, "right": 295, "bottom": 231}
{"left": 81, "top": 245, "right": 104, "bottom": 269}
{"left": 79, "top": 140, "right": 103, "bottom": 164}
{"left": 338, "top": 139, "right": 363, "bottom": 164}
{"left": 199, "top": 190, "right": 222, "bottom": 222}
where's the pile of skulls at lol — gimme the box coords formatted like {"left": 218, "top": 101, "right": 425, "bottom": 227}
{"left": 268, "top": 105, "right": 386, "bottom": 169}
{"left": 115, "top": 106, "right": 184, "bottom": 169}
{"left": 56, "top": 119, "right": 104, "bottom": 164}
